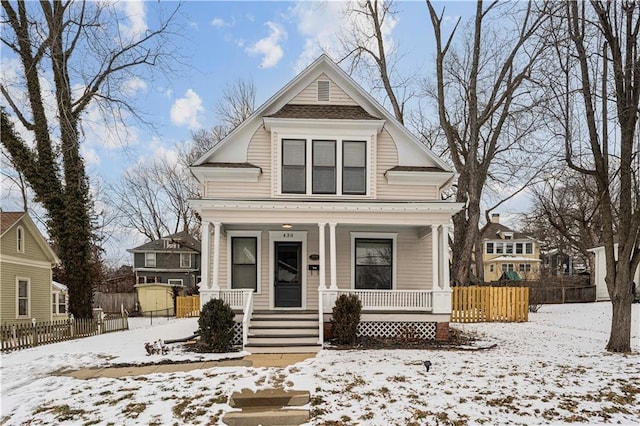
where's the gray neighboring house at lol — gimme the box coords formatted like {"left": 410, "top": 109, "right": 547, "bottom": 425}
{"left": 128, "top": 231, "right": 201, "bottom": 294}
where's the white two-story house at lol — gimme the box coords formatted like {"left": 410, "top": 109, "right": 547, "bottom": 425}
{"left": 190, "top": 55, "right": 463, "bottom": 353}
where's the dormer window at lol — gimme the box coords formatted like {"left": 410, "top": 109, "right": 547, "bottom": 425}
{"left": 317, "top": 80, "right": 330, "bottom": 102}
{"left": 16, "top": 226, "right": 24, "bottom": 253}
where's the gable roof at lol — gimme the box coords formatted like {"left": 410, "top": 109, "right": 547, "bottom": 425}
{"left": 266, "top": 104, "right": 380, "bottom": 120}
{"left": 192, "top": 54, "right": 453, "bottom": 174}
{"left": 0, "top": 211, "right": 24, "bottom": 235}
{"left": 0, "top": 211, "right": 59, "bottom": 263}
{"left": 128, "top": 230, "right": 201, "bottom": 253}
{"left": 481, "top": 222, "right": 533, "bottom": 240}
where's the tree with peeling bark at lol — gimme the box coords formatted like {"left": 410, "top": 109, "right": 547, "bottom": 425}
{"left": 556, "top": 1, "right": 639, "bottom": 353}
{"left": 339, "top": 0, "right": 411, "bottom": 124}
{"left": 426, "top": 0, "right": 554, "bottom": 285}
{"left": 0, "top": 1, "right": 178, "bottom": 318}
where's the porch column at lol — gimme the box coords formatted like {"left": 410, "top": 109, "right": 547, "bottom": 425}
{"left": 329, "top": 222, "right": 338, "bottom": 289}
{"left": 432, "top": 224, "right": 452, "bottom": 314}
{"left": 212, "top": 222, "right": 221, "bottom": 291}
{"left": 431, "top": 225, "right": 439, "bottom": 288}
{"left": 200, "top": 221, "right": 211, "bottom": 290}
{"left": 440, "top": 224, "right": 451, "bottom": 289}
{"left": 318, "top": 223, "right": 327, "bottom": 290}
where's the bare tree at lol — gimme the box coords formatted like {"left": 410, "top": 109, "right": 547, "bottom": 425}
{"left": 554, "top": 1, "right": 639, "bottom": 353}
{"left": 426, "top": 0, "right": 554, "bottom": 285}
{"left": 216, "top": 79, "right": 256, "bottom": 131}
{"left": 0, "top": 144, "right": 28, "bottom": 211}
{"left": 0, "top": 1, "right": 178, "bottom": 317}
{"left": 338, "top": 0, "right": 413, "bottom": 124}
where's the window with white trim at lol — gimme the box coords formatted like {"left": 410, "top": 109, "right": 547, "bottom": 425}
{"left": 17, "top": 278, "right": 29, "bottom": 317}
{"left": 501, "top": 263, "right": 514, "bottom": 272}
{"left": 282, "top": 139, "right": 306, "bottom": 193}
{"left": 281, "top": 138, "right": 368, "bottom": 196}
{"left": 145, "top": 252, "right": 156, "bottom": 267}
{"left": 525, "top": 242, "right": 533, "bottom": 254}
{"left": 519, "top": 264, "right": 532, "bottom": 272}
{"left": 180, "top": 253, "right": 191, "bottom": 268}
{"left": 505, "top": 243, "right": 514, "bottom": 254}
{"left": 354, "top": 238, "right": 393, "bottom": 290}
{"left": 496, "top": 242, "right": 504, "bottom": 254}
{"left": 16, "top": 226, "right": 24, "bottom": 253}
{"left": 489, "top": 264, "right": 494, "bottom": 272}
{"left": 52, "top": 293, "right": 67, "bottom": 315}
{"left": 168, "top": 279, "right": 183, "bottom": 286}
{"left": 231, "top": 237, "right": 258, "bottom": 291}
{"left": 486, "top": 242, "right": 494, "bottom": 254}
{"left": 516, "top": 243, "right": 524, "bottom": 254}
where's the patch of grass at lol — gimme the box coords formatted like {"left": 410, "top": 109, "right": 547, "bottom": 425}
{"left": 122, "top": 402, "right": 146, "bottom": 419}
{"left": 33, "top": 404, "right": 88, "bottom": 422}
{"left": 389, "top": 375, "right": 407, "bottom": 382}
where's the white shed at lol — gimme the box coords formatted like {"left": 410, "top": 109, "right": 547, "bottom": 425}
{"left": 588, "top": 244, "right": 640, "bottom": 301}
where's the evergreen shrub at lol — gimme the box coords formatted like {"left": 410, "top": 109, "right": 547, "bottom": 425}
{"left": 331, "top": 294, "right": 362, "bottom": 345}
{"left": 198, "top": 299, "right": 235, "bottom": 352}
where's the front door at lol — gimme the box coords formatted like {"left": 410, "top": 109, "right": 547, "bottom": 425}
{"left": 274, "top": 241, "right": 302, "bottom": 308}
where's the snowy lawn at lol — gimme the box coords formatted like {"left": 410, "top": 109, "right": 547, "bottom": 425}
{"left": 1, "top": 302, "right": 639, "bottom": 425}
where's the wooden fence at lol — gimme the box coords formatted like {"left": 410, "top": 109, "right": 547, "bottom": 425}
{"left": 176, "top": 295, "right": 200, "bottom": 318}
{"left": 0, "top": 316, "right": 129, "bottom": 352}
{"left": 451, "top": 286, "right": 529, "bottom": 323}
{"left": 94, "top": 292, "right": 138, "bottom": 314}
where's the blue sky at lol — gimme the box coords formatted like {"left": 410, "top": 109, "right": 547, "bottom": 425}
{"left": 4, "top": 1, "right": 518, "bottom": 263}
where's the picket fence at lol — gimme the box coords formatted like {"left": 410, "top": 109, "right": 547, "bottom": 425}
{"left": 451, "top": 286, "right": 529, "bottom": 323}
{"left": 176, "top": 295, "right": 200, "bottom": 318}
{"left": 0, "top": 316, "right": 129, "bottom": 352}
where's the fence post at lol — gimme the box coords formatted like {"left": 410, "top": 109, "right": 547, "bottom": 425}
{"left": 31, "top": 318, "right": 37, "bottom": 347}
{"left": 70, "top": 314, "right": 75, "bottom": 338}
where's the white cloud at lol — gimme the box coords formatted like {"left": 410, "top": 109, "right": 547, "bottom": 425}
{"left": 121, "top": 76, "right": 148, "bottom": 96}
{"left": 246, "top": 21, "right": 287, "bottom": 68}
{"left": 211, "top": 17, "right": 226, "bottom": 28}
{"left": 115, "top": 0, "right": 148, "bottom": 40}
{"left": 170, "top": 89, "right": 204, "bottom": 129}
{"left": 289, "top": 0, "right": 397, "bottom": 73}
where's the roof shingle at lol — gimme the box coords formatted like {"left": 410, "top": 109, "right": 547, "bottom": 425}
{"left": 266, "top": 104, "right": 380, "bottom": 120}
{"left": 0, "top": 211, "right": 25, "bottom": 235}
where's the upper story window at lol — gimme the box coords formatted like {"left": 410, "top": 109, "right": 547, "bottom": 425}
{"left": 525, "top": 242, "right": 533, "bottom": 254}
{"left": 317, "top": 80, "right": 330, "bottom": 102}
{"left": 282, "top": 139, "right": 306, "bottom": 194}
{"left": 16, "top": 226, "right": 24, "bottom": 253}
{"left": 180, "top": 253, "right": 191, "bottom": 268}
{"left": 516, "top": 243, "right": 523, "bottom": 254}
{"left": 281, "top": 138, "right": 368, "bottom": 196}
{"left": 486, "top": 242, "right": 494, "bottom": 254}
{"left": 145, "top": 252, "right": 156, "bottom": 267}
{"left": 495, "top": 242, "right": 504, "bottom": 254}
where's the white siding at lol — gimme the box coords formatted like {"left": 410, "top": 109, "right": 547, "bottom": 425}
{"left": 289, "top": 74, "right": 357, "bottom": 105}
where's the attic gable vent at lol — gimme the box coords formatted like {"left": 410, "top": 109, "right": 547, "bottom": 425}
{"left": 317, "top": 80, "right": 330, "bottom": 102}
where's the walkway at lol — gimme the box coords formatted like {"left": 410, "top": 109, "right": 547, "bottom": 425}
{"left": 60, "top": 353, "right": 316, "bottom": 379}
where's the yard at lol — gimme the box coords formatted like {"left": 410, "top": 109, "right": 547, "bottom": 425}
{"left": 1, "top": 302, "right": 639, "bottom": 425}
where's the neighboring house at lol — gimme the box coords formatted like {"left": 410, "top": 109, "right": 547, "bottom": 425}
{"left": 128, "top": 231, "right": 201, "bottom": 315}
{"left": 51, "top": 281, "right": 68, "bottom": 320}
{"left": 0, "top": 212, "right": 59, "bottom": 324}
{"left": 481, "top": 214, "right": 541, "bottom": 282}
{"left": 189, "top": 55, "right": 463, "bottom": 353}
{"left": 588, "top": 244, "right": 640, "bottom": 302}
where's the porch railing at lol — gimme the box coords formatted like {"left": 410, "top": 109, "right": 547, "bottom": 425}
{"left": 320, "top": 289, "right": 434, "bottom": 313}
{"left": 218, "top": 289, "right": 253, "bottom": 310}
{"left": 241, "top": 290, "right": 254, "bottom": 347}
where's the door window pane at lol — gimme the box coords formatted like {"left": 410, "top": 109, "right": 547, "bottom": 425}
{"left": 277, "top": 244, "right": 300, "bottom": 283}
{"left": 355, "top": 239, "right": 392, "bottom": 289}
{"left": 312, "top": 140, "right": 336, "bottom": 194}
{"left": 232, "top": 237, "right": 257, "bottom": 290}
{"left": 343, "top": 141, "right": 366, "bottom": 194}
{"left": 282, "top": 139, "right": 306, "bottom": 193}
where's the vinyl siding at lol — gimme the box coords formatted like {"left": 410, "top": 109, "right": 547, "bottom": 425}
{"left": 289, "top": 74, "right": 357, "bottom": 105}
{"left": 205, "top": 127, "right": 272, "bottom": 198}
{"left": 0, "top": 220, "right": 51, "bottom": 263}
{"left": 376, "top": 129, "right": 439, "bottom": 200}
{"left": 0, "top": 261, "right": 52, "bottom": 323}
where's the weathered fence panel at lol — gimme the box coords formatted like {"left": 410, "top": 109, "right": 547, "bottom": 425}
{"left": 0, "top": 316, "right": 128, "bottom": 352}
{"left": 176, "top": 295, "right": 200, "bottom": 318}
{"left": 451, "top": 286, "right": 529, "bottom": 323}
{"left": 93, "top": 292, "right": 138, "bottom": 314}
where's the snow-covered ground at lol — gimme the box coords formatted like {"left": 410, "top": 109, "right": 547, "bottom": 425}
{"left": 1, "top": 302, "right": 638, "bottom": 425}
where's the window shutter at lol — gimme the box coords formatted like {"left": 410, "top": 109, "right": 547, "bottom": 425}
{"left": 317, "top": 80, "right": 330, "bottom": 102}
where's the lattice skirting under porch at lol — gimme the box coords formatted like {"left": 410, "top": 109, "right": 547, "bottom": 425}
{"left": 233, "top": 322, "right": 243, "bottom": 346}
{"left": 357, "top": 321, "right": 437, "bottom": 340}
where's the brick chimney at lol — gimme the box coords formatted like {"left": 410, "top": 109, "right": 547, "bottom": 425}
{"left": 491, "top": 213, "right": 500, "bottom": 224}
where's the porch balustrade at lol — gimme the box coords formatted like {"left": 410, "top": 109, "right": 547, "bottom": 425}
{"left": 217, "top": 289, "right": 254, "bottom": 310}
{"left": 320, "top": 289, "right": 434, "bottom": 313}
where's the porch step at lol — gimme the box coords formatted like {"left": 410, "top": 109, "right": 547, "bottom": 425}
{"left": 224, "top": 388, "right": 310, "bottom": 425}
{"left": 246, "top": 312, "right": 321, "bottom": 354}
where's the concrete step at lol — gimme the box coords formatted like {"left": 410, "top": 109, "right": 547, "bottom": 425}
{"left": 250, "top": 326, "right": 318, "bottom": 335}
{"left": 229, "top": 389, "right": 310, "bottom": 408}
{"left": 245, "top": 343, "right": 322, "bottom": 354}
{"left": 251, "top": 314, "right": 318, "bottom": 321}
{"left": 223, "top": 408, "right": 309, "bottom": 426}
{"left": 247, "top": 335, "right": 318, "bottom": 345}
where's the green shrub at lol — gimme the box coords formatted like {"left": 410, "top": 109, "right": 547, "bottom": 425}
{"left": 331, "top": 294, "right": 362, "bottom": 345}
{"left": 198, "top": 299, "right": 235, "bottom": 352}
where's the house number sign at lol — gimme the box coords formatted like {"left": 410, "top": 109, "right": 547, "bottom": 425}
{"left": 282, "top": 232, "right": 294, "bottom": 238}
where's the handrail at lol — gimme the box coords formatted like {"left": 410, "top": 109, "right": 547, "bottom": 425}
{"left": 320, "top": 289, "right": 434, "bottom": 312}
{"left": 317, "top": 288, "right": 324, "bottom": 344}
{"left": 241, "top": 289, "right": 254, "bottom": 347}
